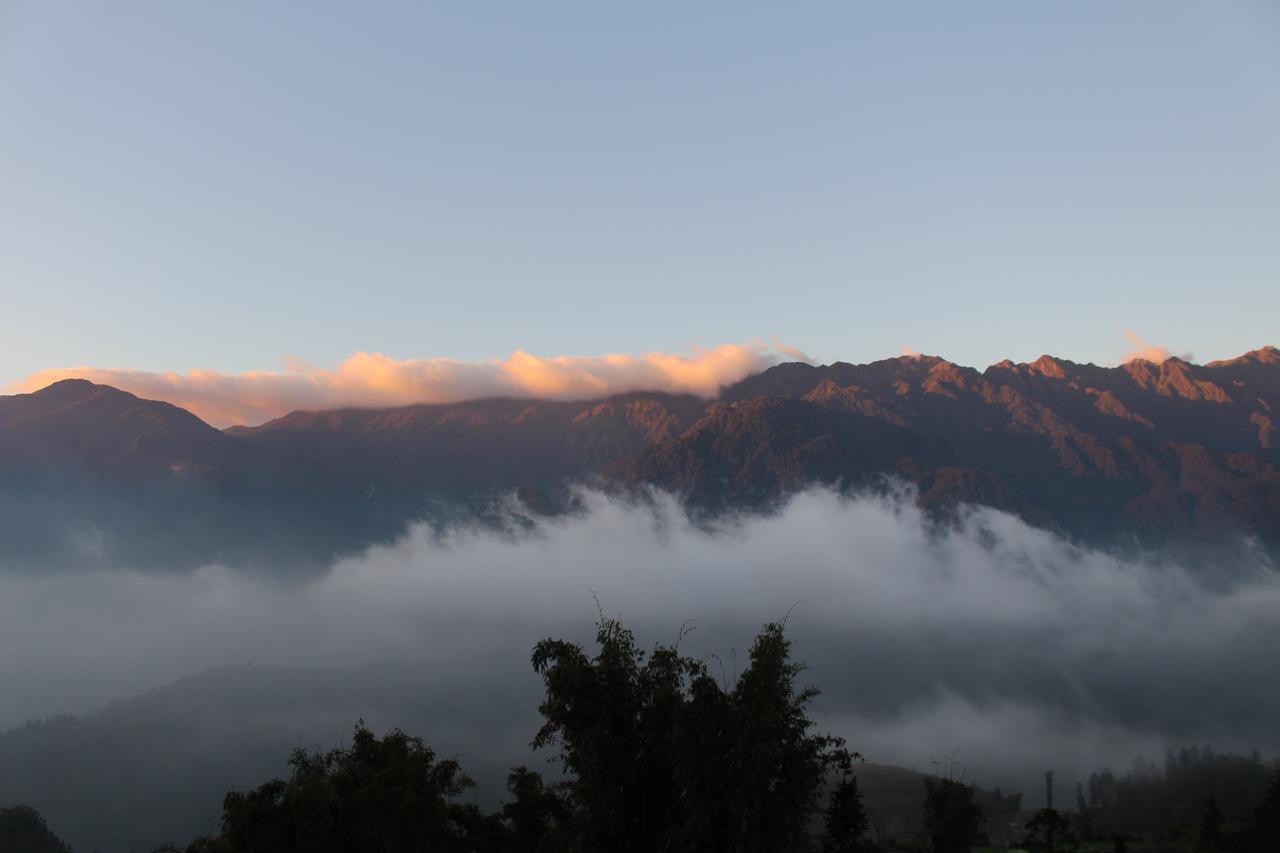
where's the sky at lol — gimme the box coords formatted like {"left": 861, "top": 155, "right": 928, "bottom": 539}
{"left": 2, "top": 1, "right": 1278, "bottom": 395}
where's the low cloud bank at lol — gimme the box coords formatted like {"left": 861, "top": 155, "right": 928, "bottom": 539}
{"left": 1, "top": 488, "right": 1277, "bottom": 800}
{"left": 12, "top": 343, "right": 802, "bottom": 427}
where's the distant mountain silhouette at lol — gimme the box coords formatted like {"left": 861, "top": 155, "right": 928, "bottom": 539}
{"left": 2, "top": 346, "right": 1278, "bottom": 567}
{"left": 0, "top": 378, "right": 245, "bottom": 478}
{"left": 0, "top": 379, "right": 386, "bottom": 568}
{"left": 227, "top": 393, "right": 707, "bottom": 495}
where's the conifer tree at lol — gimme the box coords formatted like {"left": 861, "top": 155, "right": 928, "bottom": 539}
{"left": 823, "top": 773, "right": 873, "bottom": 853}
{"left": 1197, "top": 796, "right": 1223, "bottom": 851}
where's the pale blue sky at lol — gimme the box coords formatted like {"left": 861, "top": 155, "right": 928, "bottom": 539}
{"left": 2, "top": 1, "right": 1277, "bottom": 388}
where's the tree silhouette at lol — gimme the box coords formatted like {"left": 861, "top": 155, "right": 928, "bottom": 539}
{"left": 500, "top": 766, "right": 570, "bottom": 853}
{"left": 823, "top": 773, "right": 873, "bottom": 853}
{"left": 216, "top": 722, "right": 473, "bottom": 853}
{"left": 1022, "top": 807, "right": 1077, "bottom": 853}
{"left": 1249, "top": 771, "right": 1280, "bottom": 853}
{"left": 1081, "top": 748, "right": 1272, "bottom": 841}
{"left": 531, "top": 617, "right": 850, "bottom": 852}
{"left": 0, "top": 805, "right": 73, "bottom": 853}
{"left": 1073, "top": 781, "right": 1092, "bottom": 841}
{"left": 921, "top": 778, "right": 984, "bottom": 853}
{"left": 1196, "top": 796, "right": 1224, "bottom": 851}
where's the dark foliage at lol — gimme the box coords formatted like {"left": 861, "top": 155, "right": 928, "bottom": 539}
{"left": 920, "top": 778, "right": 984, "bottom": 853}
{"left": 497, "top": 767, "right": 571, "bottom": 853}
{"left": 823, "top": 774, "right": 875, "bottom": 853}
{"left": 1197, "top": 796, "right": 1224, "bottom": 851}
{"left": 531, "top": 617, "right": 850, "bottom": 852}
{"left": 1022, "top": 807, "right": 1077, "bottom": 853}
{"left": 207, "top": 723, "right": 473, "bottom": 853}
{"left": 1083, "top": 747, "right": 1274, "bottom": 841}
{"left": 0, "top": 805, "right": 73, "bottom": 853}
{"left": 1242, "top": 770, "right": 1280, "bottom": 853}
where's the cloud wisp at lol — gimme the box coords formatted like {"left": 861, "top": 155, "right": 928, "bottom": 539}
{"left": 1122, "top": 330, "right": 1192, "bottom": 365}
{"left": 0, "top": 488, "right": 1277, "bottom": 800}
{"left": 11, "top": 343, "right": 799, "bottom": 427}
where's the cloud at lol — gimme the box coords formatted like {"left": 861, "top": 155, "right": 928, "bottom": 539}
{"left": 1123, "top": 331, "right": 1193, "bottom": 365}
{"left": 771, "top": 341, "right": 814, "bottom": 363}
{"left": 1, "top": 488, "right": 1277, "bottom": 803}
{"left": 10, "top": 343, "right": 794, "bottom": 427}
{"left": 823, "top": 694, "right": 1171, "bottom": 793}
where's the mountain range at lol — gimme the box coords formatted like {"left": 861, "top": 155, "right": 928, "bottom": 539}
{"left": 2, "top": 346, "right": 1278, "bottom": 568}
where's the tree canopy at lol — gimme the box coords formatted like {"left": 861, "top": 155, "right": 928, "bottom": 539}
{"left": 0, "top": 805, "right": 73, "bottom": 853}
{"left": 921, "top": 778, "right": 984, "bottom": 853}
{"left": 530, "top": 617, "right": 851, "bottom": 852}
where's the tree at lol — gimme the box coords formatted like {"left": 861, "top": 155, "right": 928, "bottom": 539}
{"left": 500, "top": 766, "right": 570, "bottom": 853}
{"left": 530, "top": 617, "right": 676, "bottom": 852}
{"left": 1022, "top": 807, "right": 1077, "bottom": 853}
{"left": 1073, "top": 781, "right": 1092, "bottom": 841}
{"left": 0, "top": 805, "right": 74, "bottom": 853}
{"left": 216, "top": 722, "right": 474, "bottom": 853}
{"left": 921, "top": 778, "right": 984, "bottom": 853}
{"left": 1196, "top": 796, "right": 1223, "bottom": 851}
{"left": 1248, "top": 771, "right": 1280, "bottom": 853}
{"left": 1077, "top": 749, "right": 1270, "bottom": 841}
{"left": 531, "top": 617, "right": 850, "bottom": 852}
{"left": 723, "top": 622, "right": 851, "bottom": 852}
{"left": 823, "top": 773, "right": 874, "bottom": 853}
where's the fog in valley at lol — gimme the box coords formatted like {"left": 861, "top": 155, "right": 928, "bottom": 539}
{"left": 3, "top": 488, "right": 1278, "bottom": 817}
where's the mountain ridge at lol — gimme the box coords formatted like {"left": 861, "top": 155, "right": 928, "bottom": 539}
{"left": 2, "top": 346, "right": 1277, "bottom": 567}
{"left": 619, "top": 346, "right": 1280, "bottom": 546}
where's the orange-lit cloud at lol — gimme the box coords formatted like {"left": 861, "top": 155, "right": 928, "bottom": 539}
{"left": 1122, "top": 331, "right": 1191, "bottom": 365}
{"left": 13, "top": 343, "right": 803, "bottom": 428}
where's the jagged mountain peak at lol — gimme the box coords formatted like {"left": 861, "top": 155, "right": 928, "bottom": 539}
{"left": 1206, "top": 344, "right": 1280, "bottom": 367}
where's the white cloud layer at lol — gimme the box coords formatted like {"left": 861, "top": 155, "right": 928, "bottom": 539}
{"left": 1, "top": 488, "right": 1277, "bottom": 800}
{"left": 12, "top": 343, "right": 800, "bottom": 427}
